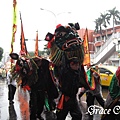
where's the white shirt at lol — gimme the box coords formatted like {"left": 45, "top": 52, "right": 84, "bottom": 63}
{"left": 7, "top": 70, "right": 17, "bottom": 87}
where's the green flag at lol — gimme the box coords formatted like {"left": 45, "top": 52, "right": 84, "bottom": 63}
{"left": 109, "top": 74, "right": 120, "bottom": 100}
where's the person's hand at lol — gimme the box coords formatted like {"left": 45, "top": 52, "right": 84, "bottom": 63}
{"left": 93, "top": 72, "right": 99, "bottom": 79}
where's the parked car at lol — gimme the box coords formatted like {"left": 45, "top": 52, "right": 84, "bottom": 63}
{"left": 98, "top": 65, "right": 118, "bottom": 87}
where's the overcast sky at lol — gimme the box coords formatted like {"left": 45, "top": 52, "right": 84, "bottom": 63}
{"left": 0, "top": 0, "right": 120, "bottom": 53}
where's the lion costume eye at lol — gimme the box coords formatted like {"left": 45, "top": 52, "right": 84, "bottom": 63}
{"left": 55, "top": 32, "right": 66, "bottom": 37}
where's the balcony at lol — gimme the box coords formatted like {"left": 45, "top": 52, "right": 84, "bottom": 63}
{"left": 93, "top": 32, "right": 120, "bottom": 64}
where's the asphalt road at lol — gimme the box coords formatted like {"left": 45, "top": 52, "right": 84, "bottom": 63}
{"left": 0, "top": 78, "right": 106, "bottom": 120}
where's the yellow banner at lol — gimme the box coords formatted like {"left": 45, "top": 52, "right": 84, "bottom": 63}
{"left": 10, "top": 0, "right": 17, "bottom": 53}
{"left": 83, "top": 28, "right": 90, "bottom": 66}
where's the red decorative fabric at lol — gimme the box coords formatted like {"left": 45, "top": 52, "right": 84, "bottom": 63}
{"left": 47, "top": 37, "right": 54, "bottom": 48}
{"left": 57, "top": 94, "right": 64, "bottom": 110}
{"left": 15, "top": 62, "right": 21, "bottom": 73}
{"left": 19, "top": 50, "right": 26, "bottom": 56}
{"left": 56, "top": 24, "right": 62, "bottom": 29}
{"left": 23, "top": 85, "right": 31, "bottom": 91}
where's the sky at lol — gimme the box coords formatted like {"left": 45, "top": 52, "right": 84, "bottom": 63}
{"left": 0, "top": 0, "right": 120, "bottom": 54}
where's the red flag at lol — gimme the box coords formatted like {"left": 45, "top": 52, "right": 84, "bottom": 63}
{"left": 19, "top": 12, "right": 28, "bottom": 55}
{"left": 10, "top": 0, "right": 17, "bottom": 53}
{"left": 34, "top": 30, "right": 39, "bottom": 56}
{"left": 83, "top": 28, "right": 90, "bottom": 66}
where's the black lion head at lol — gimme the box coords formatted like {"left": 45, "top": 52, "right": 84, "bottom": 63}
{"left": 45, "top": 23, "right": 84, "bottom": 66}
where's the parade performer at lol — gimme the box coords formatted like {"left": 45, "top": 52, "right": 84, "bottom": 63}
{"left": 86, "top": 64, "right": 105, "bottom": 120}
{"left": 56, "top": 57, "right": 83, "bottom": 119}
{"left": 77, "top": 64, "right": 105, "bottom": 120}
{"left": 44, "top": 23, "right": 96, "bottom": 119}
{"left": 85, "top": 65, "right": 105, "bottom": 106}
{"left": 9, "top": 53, "right": 59, "bottom": 120}
{"left": 29, "top": 57, "right": 58, "bottom": 120}
{"left": 101, "top": 66, "right": 120, "bottom": 120}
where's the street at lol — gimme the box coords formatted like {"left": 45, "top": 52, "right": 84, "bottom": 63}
{"left": 0, "top": 78, "right": 108, "bottom": 120}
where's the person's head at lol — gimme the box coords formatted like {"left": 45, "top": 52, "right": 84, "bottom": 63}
{"left": 95, "top": 65, "right": 99, "bottom": 70}
{"left": 69, "top": 57, "right": 80, "bottom": 70}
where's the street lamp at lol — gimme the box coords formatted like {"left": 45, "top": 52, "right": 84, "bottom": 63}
{"left": 40, "top": 8, "right": 71, "bottom": 25}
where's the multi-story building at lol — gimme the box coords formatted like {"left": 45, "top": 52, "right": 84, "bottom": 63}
{"left": 78, "top": 26, "right": 120, "bottom": 66}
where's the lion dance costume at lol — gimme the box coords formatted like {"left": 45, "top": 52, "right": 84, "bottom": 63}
{"left": 45, "top": 23, "right": 95, "bottom": 120}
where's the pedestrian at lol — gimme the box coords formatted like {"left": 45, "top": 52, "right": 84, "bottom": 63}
{"left": 56, "top": 57, "right": 82, "bottom": 120}
{"left": 9, "top": 52, "right": 59, "bottom": 120}
{"left": 85, "top": 65, "right": 105, "bottom": 120}
{"left": 6, "top": 67, "right": 17, "bottom": 104}
{"left": 2, "top": 68, "right": 6, "bottom": 81}
{"left": 101, "top": 66, "right": 120, "bottom": 120}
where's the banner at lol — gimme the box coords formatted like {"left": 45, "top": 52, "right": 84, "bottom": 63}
{"left": 83, "top": 28, "right": 90, "bottom": 66}
{"left": 19, "top": 12, "right": 28, "bottom": 55}
{"left": 10, "top": 0, "right": 17, "bottom": 53}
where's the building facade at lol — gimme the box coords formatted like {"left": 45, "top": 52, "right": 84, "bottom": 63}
{"left": 78, "top": 26, "right": 120, "bottom": 66}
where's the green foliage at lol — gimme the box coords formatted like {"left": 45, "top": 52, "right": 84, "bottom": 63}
{"left": 0, "top": 47, "right": 3, "bottom": 61}
{"left": 94, "top": 7, "right": 120, "bottom": 34}
{"left": 27, "top": 44, "right": 50, "bottom": 57}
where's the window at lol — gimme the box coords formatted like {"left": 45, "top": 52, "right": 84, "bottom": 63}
{"left": 99, "top": 68, "right": 113, "bottom": 74}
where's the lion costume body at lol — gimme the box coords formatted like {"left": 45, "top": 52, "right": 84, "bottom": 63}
{"left": 45, "top": 23, "right": 93, "bottom": 90}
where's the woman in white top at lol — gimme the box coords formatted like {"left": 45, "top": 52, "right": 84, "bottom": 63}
{"left": 7, "top": 69, "right": 17, "bottom": 104}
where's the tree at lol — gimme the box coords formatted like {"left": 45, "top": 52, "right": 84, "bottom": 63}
{"left": 44, "top": 44, "right": 50, "bottom": 55}
{"left": 107, "top": 7, "right": 120, "bottom": 33}
{"left": 94, "top": 17, "right": 103, "bottom": 41}
{"left": 0, "top": 47, "right": 3, "bottom": 61}
{"left": 28, "top": 50, "right": 49, "bottom": 57}
{"left": 94, "top": 19, "right": 99, "bottom": 33}
{"left": 94, "top": 17, "right": 103, "bottom": 33}
{"left": 100, "top": 12, "right": 110, "bottom": 40}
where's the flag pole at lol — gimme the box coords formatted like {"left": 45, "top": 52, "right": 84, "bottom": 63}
{"left": 34, "top": 30, "right": 39, "bottom": 56}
